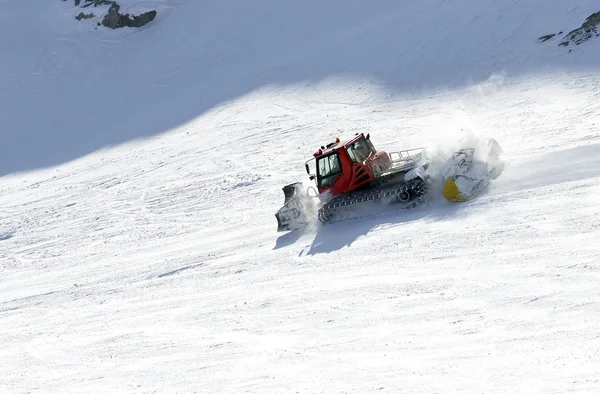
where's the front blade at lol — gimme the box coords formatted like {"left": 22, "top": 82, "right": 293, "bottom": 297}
{"left": 275, "top": 183, "right": 315, "bottom": 231}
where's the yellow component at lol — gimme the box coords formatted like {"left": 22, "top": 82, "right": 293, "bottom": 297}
{"left": 443, "top": 178, "right": 459, "bottom": 201}
{"left": 443, "top": 178, "right": 468, "bottom": 202}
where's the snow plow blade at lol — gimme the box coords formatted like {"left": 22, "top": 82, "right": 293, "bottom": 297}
{"left": 275, "top": 183, "right": 314, "bottom": 232}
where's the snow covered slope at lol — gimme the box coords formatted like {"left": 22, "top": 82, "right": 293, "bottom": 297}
{"left": 2, "top": 0, "right": 600, "bottom": 176}
{"left": 2, "top": 0, "right": 600, "bottom": 393}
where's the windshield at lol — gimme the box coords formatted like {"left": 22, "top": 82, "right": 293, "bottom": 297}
{"left": 347, "top": 139, "right": 372, "bottom": 163}
{"left": 317, "top": 153, "right": 342, "bottom": 188}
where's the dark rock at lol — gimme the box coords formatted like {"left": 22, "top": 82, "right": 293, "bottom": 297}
{"left": 129, "top": 10, "right": 157, "bottom": 28}
{"left": 538, "top": 34, "right": 555, "bottom": 42}
{"left": 582, "top": 12, "right": 600, "bottom": 29}
{"left": 560, "top": 26, "right": 596, "bottom": 46}
{"left": 75, "top": 12, "right": 95, "bottom": 20}
{"left": 101, "top": 3, "right": 122, "bottom": 28}
{"left": 70, "top": 0, "right": 157, "bottom": 29}
{"left": 101, "top": 3, "right": 157, "bottom": 29}
{"left": 558, "top": 11, "right": 600, "bottom": 47}
{"left": 81, "top": 0, "right": 115, "bottom": 7}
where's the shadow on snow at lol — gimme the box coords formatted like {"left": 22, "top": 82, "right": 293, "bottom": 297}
{"left": 273, "top": 195, "right": 467, "bottom": 255}
{"left": 2, "top": 1, "right": 598, "bottom": 176}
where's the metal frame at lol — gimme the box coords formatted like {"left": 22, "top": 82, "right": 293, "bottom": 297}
{"left": 372, "top": 147, "right": 426, "bottom": 177}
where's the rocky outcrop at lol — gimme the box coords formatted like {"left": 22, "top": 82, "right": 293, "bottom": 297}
{"left": 558, "top": 12, "right": 600, "bottom": 47}
{"left": 75, "top": 12, "right": 95, "bottom": 20}
{"left": 538, "top": 33, "right": 557, "bottom": 43}
{"left": 71, "top": 0, "right": 113, "bottom": 7}
{"left": 78, "top": 0, "right": 116, "bottom": 8}
{"left": 101, "top": 3, "right": 157, "bottom": 29}
{"left": 539, "top": 11, "right": 600, "bottom": 49}
{"left": 68, "top": 0, "right": 157, "bottom": 29}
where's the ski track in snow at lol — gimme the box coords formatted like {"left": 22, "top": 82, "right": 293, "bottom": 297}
{"left": 2, "top": 0, "right": 600, "bottom": 393}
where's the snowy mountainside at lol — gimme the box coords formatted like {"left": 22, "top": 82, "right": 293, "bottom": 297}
{"left": 2, "top": 0, "right": 600, "bottom": 393}
{"left": 1, "top": 0, "right": 599, "bottom": 176}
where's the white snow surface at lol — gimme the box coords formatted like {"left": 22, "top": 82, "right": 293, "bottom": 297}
{"left": 2, "top": 0, "right": 600, "bottom": 393}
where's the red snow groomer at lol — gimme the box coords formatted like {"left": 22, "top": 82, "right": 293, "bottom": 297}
{"left": 275, "top": 133, "right": 429, "bottom": 231}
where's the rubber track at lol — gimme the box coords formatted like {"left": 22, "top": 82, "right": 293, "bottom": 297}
{"left": 317, "top": 180, "right": 428, "bottom": 224}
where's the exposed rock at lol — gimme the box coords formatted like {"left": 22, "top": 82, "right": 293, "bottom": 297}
{"left": 558, "top": 11, "right": 600, "bottom": 47}
{"left": 582, "top": 12, "right": 600, "bottom": 29}
{"left": 538, "top": 34, "right": 555, "bottom": 42}
{"left": 69, "top": 0, "right": 157, "bottom": 29}
{"left": 81, "top": 0, "right": 116, "bottom": 8}
{"left": 75, "top": 12, "right": 95, "bottom": 21}
{"left": 101, "top": 3, "right": 157, "bottom": 29}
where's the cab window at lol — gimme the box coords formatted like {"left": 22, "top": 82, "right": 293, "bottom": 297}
{"left": 347, "top": 139, "right": 372, "bottom": 162}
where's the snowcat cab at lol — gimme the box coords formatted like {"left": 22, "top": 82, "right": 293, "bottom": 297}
{"left": 307, "top": 133, "right": 395, "bottom": 196}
